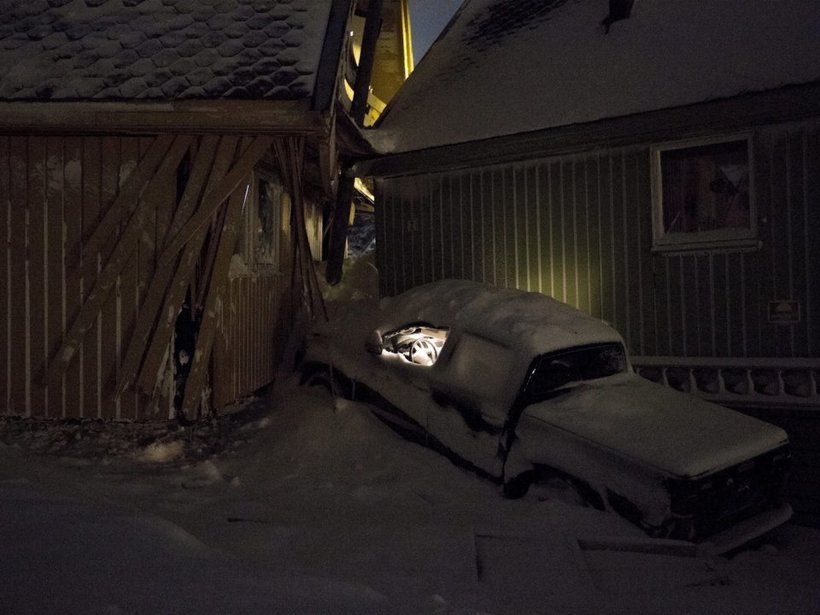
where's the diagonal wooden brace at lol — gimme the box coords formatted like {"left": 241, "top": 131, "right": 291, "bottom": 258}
{"left": 131, "top": 137, "right": 241, "bottom": 397}
{"left": 179, "top": 185, "right": 249, "bottom": 419}
{"left": 42, "top": 135, "right": 193, "bottom": 387}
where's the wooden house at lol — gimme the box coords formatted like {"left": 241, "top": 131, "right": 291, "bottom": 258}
{"left": 357, "top": 1, "right": 820, "bottom": 520}
{"left": 0, "top": 0, "right": 365, "bottom": 421}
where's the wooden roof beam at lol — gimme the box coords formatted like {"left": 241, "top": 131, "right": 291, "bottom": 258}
{"left": 0, "top": 100, "right": 328, "bottom": 136}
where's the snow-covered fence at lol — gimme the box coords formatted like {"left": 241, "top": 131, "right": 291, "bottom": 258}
{"left": 632, "top": 356, "right": 820, "bottom": 409}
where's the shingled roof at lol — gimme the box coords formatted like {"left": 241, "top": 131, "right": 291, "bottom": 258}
{"left": 0, "top": 0, "right": 334, "bottom": 102}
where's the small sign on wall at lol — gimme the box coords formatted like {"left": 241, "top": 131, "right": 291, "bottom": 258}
{"left": 768, "top": 300, "right": 801, "bottom": 324}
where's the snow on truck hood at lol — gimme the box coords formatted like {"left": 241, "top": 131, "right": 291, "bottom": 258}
{"left": 375, "top": 280, "right": 623, "bottom": 355}
{"left": 523, "top": 373, "right": 789, "bottom": 479}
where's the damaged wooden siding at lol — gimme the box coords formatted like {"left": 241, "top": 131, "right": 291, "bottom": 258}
{"left": 213, "top": 275, "right": 287, "bottom": 408}
{"left": 0, "top": 134, "right": 173, "bottom": 418}
{"left": 376, "top": 120, "right": 820, "bottom": 362}
{"left": 210, "top": 159, "right": 320, "bottom": 410}
{"left": 1, "top": 133, "right": 308, "bottom": 420}
{"left": 212, "top": 176, "right": 293, "bottom": 410}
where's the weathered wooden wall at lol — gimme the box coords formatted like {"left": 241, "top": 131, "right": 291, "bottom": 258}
{"left": 0, "top": 135, "right": 172, "bottom": 419}
{"left": 1, "top": 134, "right": 306, "bottom": 419}
{"left": 212, "top": 176, "right": 321, "bottom": 409}
{"left": 376, "top": 120, "right": 820, "bottom": 362}
{"left": 213, "top": 274, "right": 288, "bottom": 408}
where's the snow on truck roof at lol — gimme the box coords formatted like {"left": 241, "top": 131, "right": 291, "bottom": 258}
{"left": 376, "top": 280, "right": 623, "bottom": 356}
{"left": 373, "top": 0, "right": 820, "bottom": 153}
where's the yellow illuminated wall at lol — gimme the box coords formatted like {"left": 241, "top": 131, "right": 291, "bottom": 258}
{"left": 347, "top": 0, "right": 414, "bottom": 126}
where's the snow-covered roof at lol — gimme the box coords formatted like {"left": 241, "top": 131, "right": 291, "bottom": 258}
{"left": 373, "top": 0, "right": 820, "bottom": 154}
{"left": 0, "top": 0, "right": 334, "bottom": 101}
{"left": 376, "top": 279, "right": 623, "bottom": 356}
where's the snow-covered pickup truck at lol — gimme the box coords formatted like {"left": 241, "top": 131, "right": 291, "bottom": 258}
{"left": 299, "top": 280, "right": 791, "bottom": 552}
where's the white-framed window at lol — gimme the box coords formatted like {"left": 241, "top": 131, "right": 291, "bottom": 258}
{"left": 651, "top": 135, "right": 758, "bottom": 252}
{"left": 234, "top": 168, "right": 284, "bottom": 272}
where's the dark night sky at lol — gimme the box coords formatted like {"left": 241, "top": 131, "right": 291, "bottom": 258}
{"left": 408, "top": 0, "right": 463, "bottom": 65}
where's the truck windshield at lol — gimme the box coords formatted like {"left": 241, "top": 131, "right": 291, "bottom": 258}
{"left": 525, "top": 343, "right": 627, "bottom": 401}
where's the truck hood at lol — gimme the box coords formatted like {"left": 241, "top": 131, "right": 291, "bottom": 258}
{"left": 522, "top": 373, "right": 788, "bottom": 479}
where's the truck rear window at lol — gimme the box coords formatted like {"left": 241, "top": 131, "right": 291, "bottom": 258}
{"left": 526, "top": 343, "right": 627, "bottom": 400}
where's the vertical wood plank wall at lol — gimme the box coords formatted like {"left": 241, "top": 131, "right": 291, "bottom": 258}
{"left": 212, "top": 180, "right": 310, "bottom": 409}
{"left": 1, "top": 135, "right": 174, "bottom": 419}
{"left": 1, "top": 133, "right": 307, "bottom": 419}
{"left": 213, "top": 273, "right": 289, "bottom": 409}
{"left": 377, "top": 121, "right": 820, "bottom": 361}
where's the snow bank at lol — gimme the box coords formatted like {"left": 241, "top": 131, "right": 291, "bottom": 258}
{"left": 139, "top": 440, "right": 185, "bottom": 463}
{"left": 1, "top": 381, "right": 819, "bottom": 614}
{"left": 316, "top": 253, "right": 380, "bottom": 315}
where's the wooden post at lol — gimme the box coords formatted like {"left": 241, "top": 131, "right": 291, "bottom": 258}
{"left": 325, "top": 171, "right": 355, "bottom": 286}
{"left": 325, "top": 0, "right": 385, "bottom": 287}
{"left": 350, "top": 0, "right": 384, "bottom": 127}
{"left": 274, "top": 137, "right": 327, "bottom": 320}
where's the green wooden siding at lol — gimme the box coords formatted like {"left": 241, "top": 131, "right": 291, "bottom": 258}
{"left": 376, "top": 120, "right": 820, "bottom": 360}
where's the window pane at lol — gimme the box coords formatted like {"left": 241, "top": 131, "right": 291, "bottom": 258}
{"left": 527, "top": 343, "right": 627, "bottom": 400}
{"left": 661, "top": 140, "right": 750, "bottom": 235}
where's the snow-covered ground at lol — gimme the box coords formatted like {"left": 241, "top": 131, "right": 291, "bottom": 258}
{"left": 2, "top": 376, "right": 820, "bottom": 614}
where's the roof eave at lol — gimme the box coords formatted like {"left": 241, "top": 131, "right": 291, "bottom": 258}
{"left": 0, "top": 99, "right": 329, "bottom": 136}
{"left": 357, "top": 81, "right": 820, "bottom": 178}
